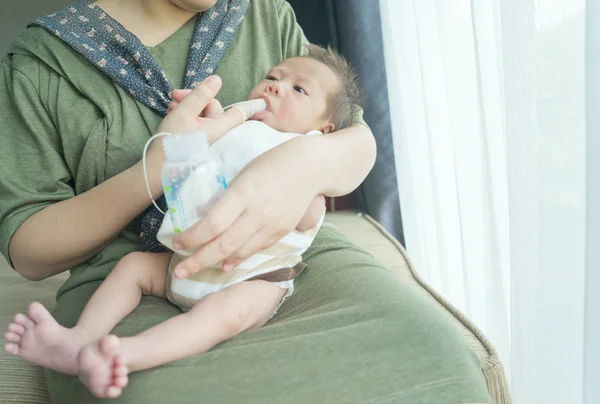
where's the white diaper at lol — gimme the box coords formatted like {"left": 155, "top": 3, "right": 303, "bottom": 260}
{"left": 166, "top": 254, "right": 296, "bottom": 313}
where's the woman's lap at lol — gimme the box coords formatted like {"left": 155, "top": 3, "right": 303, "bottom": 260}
{"left": 47, "top": 225, "right": 491, "bottom": 403}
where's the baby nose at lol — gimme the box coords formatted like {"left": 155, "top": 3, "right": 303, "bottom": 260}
{"left": 267, "top": 82, "right": 281, "bottom": 95}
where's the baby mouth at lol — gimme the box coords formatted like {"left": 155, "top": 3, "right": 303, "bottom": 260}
{"left": 260, "top": 95, "right": 272, "bottom": 110}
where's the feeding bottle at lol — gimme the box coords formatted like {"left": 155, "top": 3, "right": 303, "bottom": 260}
{"left": 161, "top": 133, "right": 227, "bottom": 234}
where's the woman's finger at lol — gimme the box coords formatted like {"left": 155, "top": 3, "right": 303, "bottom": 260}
{"left": 210, "top": 102, "right": 247, "bottom": 134}
{"left": 174, "top": 213, "right": 260, "bottom": 278}
{"left": 167, "top": 101, "right": 178, "bottom": 114}
{"left": 171, "top": 88, "right": 192, "bottom": 102}
{"left": 168, "top": 98, "right": 224, "bottom": 118}
{"left": 226, "top": 230, "right": 282, "bottom": 265}
{"left": 170, "top": 75, "right": 222, "bottom": 119}
{"left": 221, "top": 259, "right": 243, "bottom": 272}
{"left": 201, "top": 99, "right": 224, "bottom": 117}
{"left": 173, "top": 187, "right": 245, "bottom": 251}
{"left": 168, "top": 99, "right": 222, "bottom": 118}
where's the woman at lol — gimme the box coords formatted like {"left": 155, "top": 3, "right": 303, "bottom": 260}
{"left": 0, "top": 0, "right": 491, "bottom": 402}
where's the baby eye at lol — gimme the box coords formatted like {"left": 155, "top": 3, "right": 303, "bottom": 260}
{"left": 265, "top": 75, "right": 278, "bottom": 81}
{"left": 294, "top": 86, "right": 306, "bottom": 95}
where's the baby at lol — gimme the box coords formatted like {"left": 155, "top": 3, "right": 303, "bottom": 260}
{"left": 4, "top": 44, "right": 364, "bottom": 399}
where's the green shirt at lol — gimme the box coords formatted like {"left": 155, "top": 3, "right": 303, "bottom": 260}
{"left": 0, "top": 0, "right": 363, "bottom": 297}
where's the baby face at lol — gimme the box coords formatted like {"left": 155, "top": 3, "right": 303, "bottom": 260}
{"left": 247, "top": 57, "right": 339, "bottom": 134}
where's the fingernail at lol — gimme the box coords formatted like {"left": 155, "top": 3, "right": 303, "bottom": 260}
{"left": 205, "top": 75, "right": 221, "bottom": 90}
{"left": 222, "top": 263, "right": 233, "bottom": 272}
{"left": 172, "top": 240, "right": 183, "bottom": 250}
{"left": 175, "top": 267, "right": 189, "bottom": 279}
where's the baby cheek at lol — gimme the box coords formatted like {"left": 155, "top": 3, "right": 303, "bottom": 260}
{"left": 274, "top": 103, "right": 288, "bottom": 119}
{"left": 276, "top": 99, "right": 303, "bottom": 123}
{"left": 248, "top": 86, "right": 262, "bottom": 100}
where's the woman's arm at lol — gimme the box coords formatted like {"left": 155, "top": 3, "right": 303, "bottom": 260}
{"left": 305, "top": 123, "right": 376, "bottom": 197}
{"left": 9, "top": 163, "right": 154, "bottom": 280}
{"left": 9, "top": 76, "right": 243, "bottom": 280}
{"left": 170, "top": 122, "right": 376, "bottom": 279}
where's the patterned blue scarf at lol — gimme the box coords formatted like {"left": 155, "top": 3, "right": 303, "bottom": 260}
{"left": 31, "top": 0, "right": 249, "bottom": 115}
{"left": 32, "top": 0, "right": 250, "bottom": 252}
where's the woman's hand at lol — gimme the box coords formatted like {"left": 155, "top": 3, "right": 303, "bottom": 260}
{"left": 170, "top": 135, "right": 327, "bottom": 279}
{"left": 168, "top": 118, "right": 376, "bottom": 280}
{"left": 142, "top": 75, "right": 244, "bottom": 197}
{"left": 168, "top": 89, "right": 224, "bottom": 118}
{"left": 219, "top": 194, "right": 326, "bottom": 271}
{"left": 8, "top": 75, "right": 249, "bottom": 280}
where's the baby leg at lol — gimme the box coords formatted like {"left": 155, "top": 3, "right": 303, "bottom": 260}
{"left": 107, "top": 280, "right": 286, "bottom": 374}
{"left": 4, "top": 252, "right": 170, "bottom": 398}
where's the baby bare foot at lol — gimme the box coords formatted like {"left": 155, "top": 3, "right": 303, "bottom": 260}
{"left": 78, "top": 335, "right": 129, "bottom": 398}
{"left": 4, "top": 302, "right": 87, "bottom": 375}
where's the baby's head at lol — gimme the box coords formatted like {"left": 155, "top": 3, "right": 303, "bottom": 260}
{"left": 248, "top": 44, "right": 363, "bottom": 134}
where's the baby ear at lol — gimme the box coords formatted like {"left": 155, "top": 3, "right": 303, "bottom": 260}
{"left": 320, "top": 122, "right": 336, "bottom": 134}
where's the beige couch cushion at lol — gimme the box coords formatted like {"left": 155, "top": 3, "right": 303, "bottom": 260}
{"left": 0, "top": 267, "right": 65, "bottom": 403}
{"left": 0, "top": 212, "right": 510, "bottom": 403}
{"left": 327, "top": 212, "right": 511, "bottom": 404}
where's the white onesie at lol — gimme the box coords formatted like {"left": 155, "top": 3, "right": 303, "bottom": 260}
{"left": 157, "top": 120, "right": 324, "bottom": 311}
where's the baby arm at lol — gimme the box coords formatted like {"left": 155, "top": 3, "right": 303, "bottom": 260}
{"left": 296, "top": 195, "right": 326, "bottom": 231}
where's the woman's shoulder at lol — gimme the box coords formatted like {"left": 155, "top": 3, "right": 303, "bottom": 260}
{"left": 4, "top": 24, "right": 114, "bottom": 102}
{"left": 241, "top": 0, "right": 307, "bottom": 58}
{"left": 250, "top": 0, "right": 288, "bottom": 12}
{"left": 7, "top": 26, "right": 67, "bottom": 59}
{"left": 4, "top": 26, "right": 80, "bottom": 79}
{"left": 247, "top": 0, "right": 296, "bottom": 21}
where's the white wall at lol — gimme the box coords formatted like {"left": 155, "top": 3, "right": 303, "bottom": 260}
{"left": 506, "top": 0, "right": 587, "bottom": 402}
{"left": 1, "top": 0, "right": 70, "bottom": 56}
{"left": 585, "top": 1, "right": 600, "bottom": 403}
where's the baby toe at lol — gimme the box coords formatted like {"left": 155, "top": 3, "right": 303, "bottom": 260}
{"left": 14, "top": 313, "right": 34, "bottom": 329}
{"left": 5, "top": 343, "right": 20, "bottom": 355}
{"left": 27, "top": 302, "right": 52, "bottom": 324}
{"left": 113, "top": 375, "right": 129, "bottom": 388}
{"left": 8, "top": 323, "right": 26, "bottom": 335}
{"left": 5, "top": 331, "right": 22, "bottom": 343}
{"left": 105, "top": 386, "right": 122, "bottom": 398}
{"left": 113, "top": 364, "right": 128, "bottom": 377}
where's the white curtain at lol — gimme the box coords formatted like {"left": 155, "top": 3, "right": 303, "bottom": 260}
{"left": 380, "top": 0, "right": 586, "bottom": 401}
{"left": 379, "top": 0, "right": 510, "bottom": 367}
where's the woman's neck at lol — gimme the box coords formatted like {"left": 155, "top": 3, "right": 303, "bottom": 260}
{"left": 94, "top": 0, "right": 197, "bottom": 46}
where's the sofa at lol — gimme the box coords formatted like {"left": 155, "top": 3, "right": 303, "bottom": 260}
{"left": 0, "top": 211, "right": 510, "bottom": 403}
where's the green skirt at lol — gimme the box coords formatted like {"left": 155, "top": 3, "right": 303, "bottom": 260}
{"left": 46, "top": 224, "right": 491, "bottom": 404}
